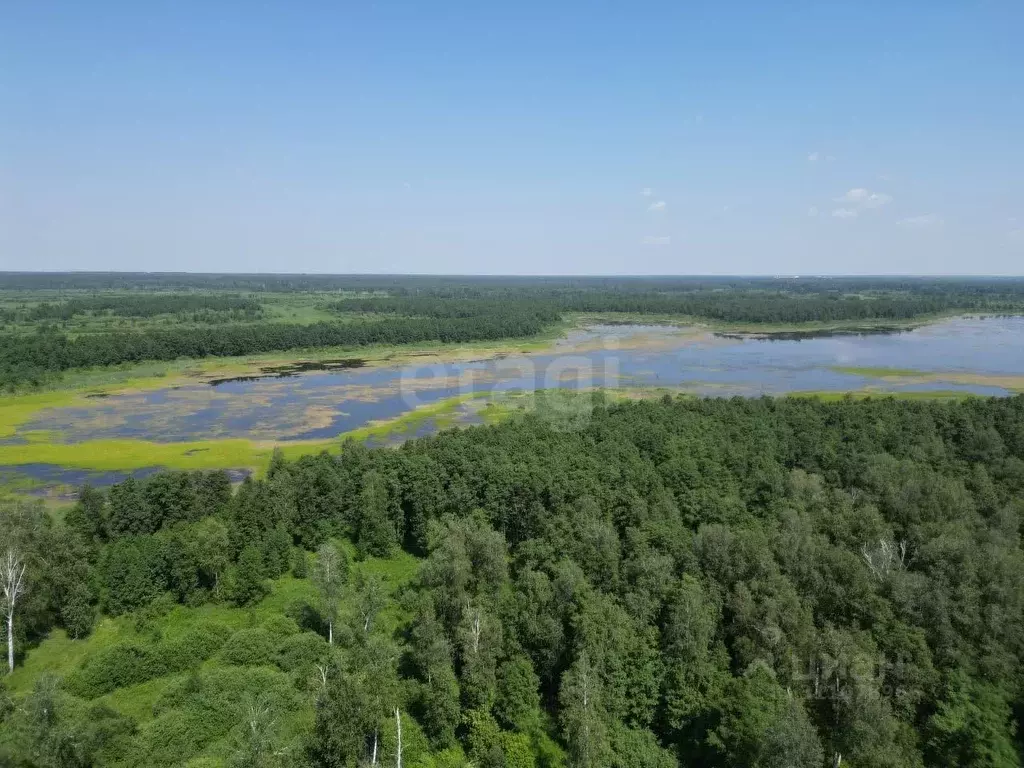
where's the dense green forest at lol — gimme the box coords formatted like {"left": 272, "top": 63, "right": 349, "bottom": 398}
{"left": 3, "top": 274, "right": 1024, "bottom": 391}
{"left": 328, "top": 290, "right": 997, "bottom": 324}
{"left": 5, "top": 272, "right": 1024, "bottom": 298}
{"left": 0, "top": 311, "right": 558, "bottom": 390}
{"left": 0, "top": 295, "right": 264, "bottom": 324}
{"left": 3, "top": 394, "right": 1023, "bottom": 766}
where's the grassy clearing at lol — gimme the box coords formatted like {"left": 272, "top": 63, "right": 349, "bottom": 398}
{"left": 3, "top": 543, "right": 420, "bottom": 766}
{"left": 5, "top": 547, "right": 415, "bottom": 696}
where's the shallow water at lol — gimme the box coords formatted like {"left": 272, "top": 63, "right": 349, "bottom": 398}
{"left": 7, "top": 316, "right": 1024, "bottom": 448}
{"left": 0, "top": 464, "right": 251, "bottom": 499}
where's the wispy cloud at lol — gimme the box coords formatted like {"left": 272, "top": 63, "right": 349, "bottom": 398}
{"left": 808, "top": 206, "right": 819, "bottom": 217}
{"left": 641, "top": 187, "right": 653, "bottom": 197}
{"left": 648, "top": 200, "right": 666, "bottom": 212}
{"left": 642, "top": 235, "right": 671, "bottom": 245}
{"left": 900, "top": 214, "right": 942, "bottom": 227}
{"left": 808, "top": 151, "right": 820, "bottom": 162}
{"left": 834, "top": 188, "right": 892, "bottom": 210}
{"left": 832, "top": 208, "right": 858, "bottom": 219}
{"left": 835, "top": 188, "right": 867, "bottom": 203}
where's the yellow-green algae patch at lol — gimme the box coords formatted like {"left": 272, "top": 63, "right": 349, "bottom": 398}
{"left": 830, "top": 366, "right": 1024, "bottom": 393}
{"left": 0, "top": 392, "right": 492, "bottom": 477}
{"left": 784, "top": 390, "right": 983, "bottom": 402}
{"left": 0, "top": 329, "right": 572, "bottom": 439}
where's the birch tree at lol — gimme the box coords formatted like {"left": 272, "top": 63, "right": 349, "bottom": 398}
{"left": 313, "top": 541, "right": 347, "bottom": 645}
{"left": 559, "top": 652, "right": 611, "bottom": 768}
{"left": 355, "top": 572, "right": 385, "bottom": 635}
{"left": 394, "top": 707, "right": 402, "bottom": 768}
{"left": 2, "top": 548, "right": 27, "bottom": 674}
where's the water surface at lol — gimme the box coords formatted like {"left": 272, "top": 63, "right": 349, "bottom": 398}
{"left": 7, "top": 316, "right": 1024, "bottom": 447}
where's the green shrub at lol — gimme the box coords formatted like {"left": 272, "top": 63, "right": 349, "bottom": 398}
{"left": 219, "top": 628, "right": 277, "bottom": 667}
{"left": 66, "top": 643, "right": 166, "bottom": 698}
{"left": 284, "top": 597, "right": 325, "bottom": 634}
{"left": 260, "top": 614, "right": 300, "bottom": 639}
{"left": 291, "top": 547, "right": 309, "bottom": 578}
{"left": 142, "top": 667, "right": 300, "bottom": 766}
{"left": 161, "top": 622, "right": 233, "bottom": 670}
{"left": 65, "top": 622, "right": 232, "bottom": 698}
{"left": 77, "top": 703, "right": 138, "bottom": 765}
{"left": 275, "top": 630, "right": 330, "bottom": 674}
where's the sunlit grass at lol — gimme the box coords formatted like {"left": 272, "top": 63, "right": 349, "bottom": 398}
{"left": 4, "top": 546, "right": 420, "bottom": 766}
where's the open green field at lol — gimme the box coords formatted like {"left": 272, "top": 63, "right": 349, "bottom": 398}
{"left": 1, "top": 540, "right": 421, "bottom": 767}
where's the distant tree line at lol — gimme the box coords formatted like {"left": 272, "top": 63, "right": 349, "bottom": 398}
{"left": 5, "top": 272, "right": 1024, "bottom": 297}
{"left": 4, "top": 276, "right": 1024, "bottom": 390}
{"left": 2, "top": 394, "right": 1024, "bottom": 766}
{"left": 7, "top": 294, "right": 264, "bottom": 322}
{"left": 0, "top": 310, "right": 558, "bottom": 390}
{"left": 329, "top": 289, "right": 1021, "bottom": 324}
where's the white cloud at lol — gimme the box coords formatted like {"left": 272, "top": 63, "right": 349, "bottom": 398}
{"left": 402, "top": 181, "right": 412, "bottom": 191}
{"left": 833, "top": 187, "right": 892, "bottom": 210}
{"left": 836, "top": 188, "right": 869, "bottom": 203}
{"left": 808, "top": 151, "right": 820, "bottom": 162}
{"left": 641, "top": 187, "right": 653, "bottom": 197}
{"left": 900, "top": 213, "right": 942, "bottom": 227}
{"left": 832, "top": 208, "right": 858, "bottom": 219}
{"left": 808, "top": 206, "right": 819, "bottom": 217}
{"left": 648, "top": 200, "right": 666, "bottom": 212}
{"left": 642, "top": 235, "right": 671, "bottom": 245}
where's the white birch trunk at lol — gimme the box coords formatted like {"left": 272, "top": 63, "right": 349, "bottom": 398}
{"left": 395, "top": 708, "right": 402, "bottom": 768}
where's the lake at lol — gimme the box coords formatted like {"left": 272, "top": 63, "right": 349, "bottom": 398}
{"left": 3, "top": 316, "right": 1023, "bottom": 493}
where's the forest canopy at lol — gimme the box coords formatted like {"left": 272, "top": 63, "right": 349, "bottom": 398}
{"left": 2, "top": 393, "right": 1023, "bottom": 766}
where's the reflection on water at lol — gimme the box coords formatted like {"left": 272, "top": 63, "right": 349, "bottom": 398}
{"left": 1, "top": 464, "right": 251, "bottom": 500}
{"left": 8, "top": 316, "right": 1024, "bottom": 445}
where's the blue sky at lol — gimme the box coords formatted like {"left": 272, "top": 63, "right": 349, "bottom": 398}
{"left": 2, "top": 1, "right": 1023, "bottom": 275}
